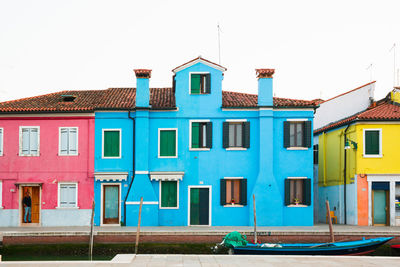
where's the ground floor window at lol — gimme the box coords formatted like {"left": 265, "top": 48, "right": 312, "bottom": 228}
{"left": 284, "top": 178, "right": 311, "bottom": 206}
{"left": 220, "top": 178, "right": 247, "bottom": 206}
{"left": 58, "top": 183, "right": 77, "bottom": 208}
{"left": 160, "top": 181, "right": 178, "bottom": 208}
{"left": 396, "top": 183, "right": 400, "bottom": 218}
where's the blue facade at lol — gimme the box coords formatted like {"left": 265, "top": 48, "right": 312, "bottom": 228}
{"left": 94, "top": 58, "right": 315, "bottom": 226}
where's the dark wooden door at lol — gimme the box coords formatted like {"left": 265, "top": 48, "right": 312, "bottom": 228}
{"left": 190, "top": 188, "right": 209, "bottom": 225}
{"left": 103, "top": 185, "right": 120, "bottom": 224}
{"left": 21, "top": 186, "right": 40, "bottom": 223}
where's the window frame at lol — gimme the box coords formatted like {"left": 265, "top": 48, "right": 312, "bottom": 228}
{"left": 285, "top": 177, "right": 310, "bottom": 207}
{"left": 224, "top": 119, "right": 249, "bottom": 151}
{"left": 102, "top": 129, "right": 122, "bottom": 159}
{"left": 58, "top": 127, "right": 79, "bottom": 156}
{"left": 159, "top": 180, "right": 179, "bottom": 209}
{"left": 189, "top": 72, "right": 211, "bottom": 95}
{"left": 57, "top": 182, "right": 78, "bottom": 209}
{"left": 19, "top": 126, "right": 40, "bottom": 156}
{"left": 158, "top": 128, "right": 178, "bottom": 158}
{"left": 189, "top": 120, "right": 211, "bottom": 151}
{"left": 223, "top": 177, "right": 244, "bottom": 207}
{"left": 285, "top": 119, "right": 310, "bottom": 150}
{"left": 0, "top": 128, "right": 3, "bottom": 156}
{"left": 363, "top": 128, "right": 382, "bottom": 158}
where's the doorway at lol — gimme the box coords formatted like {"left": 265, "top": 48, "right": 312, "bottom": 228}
{"left": 21, "top": 186, "right": 40, "bottom": 224}
{"left": 372, "top": 189, "right": 389, "bottom": 226}
{"left": 188, "top": 187, "right": 211, "bottom": 226}
{"left": 102, "top": 184, "right": 120, "bottom": 225}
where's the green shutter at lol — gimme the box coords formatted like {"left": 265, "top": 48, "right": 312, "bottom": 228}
{"left": 206, "top": 122, "right": 212, "bottom": 148}
{"left": 220, "top": 179, "right": 226, "bottom": 205}
{"left": 283, "top": 122, "right": 290, "bottom": 148}
{"left": 223, "top": 122, "right": 229, "bottom": 148}
{"left": 190, "top": 188, "right": 200, "bottom": 225}
{"left": 303, "top": 179, "right": 311, "bottom": 206}
{"left": 284, "top": 179, "right": 290, "bottom": 205}
{"left": 104, "top": 131, "right": 120, "bottom": 157}
{"left": 240, "top": 179, "right": 247, "bottom": 205}
{"left": 365, "top": 130, "right": 379, "bottom": 155}
{"left": 243, "top": 122, "right": 250, "bottom": 148}
{"left": 191, "top": 74, "right": 201, "bottom": 94}
{"left": 191, "top": 123, "right": 200, "bottom": 148}
{"left": 205, "top": 74, "right": 211, "bottom": 94}
{"left": 161, "top": 181, "right": 177, "bottom": 207}
{"left": 160, "top": 130, "right": 176, "bottom": 157}
{"left": 303, "top": 121, "right": 312, "bottom": 148}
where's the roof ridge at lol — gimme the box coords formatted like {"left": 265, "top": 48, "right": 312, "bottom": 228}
{"left": 322, "top": 81, "right": 376, "bottom": 104}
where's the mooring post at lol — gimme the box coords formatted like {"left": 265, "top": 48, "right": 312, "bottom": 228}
{"left": 135, "top": 197, "right": 143, "bottom": 254}
{"left": 253, "top": 194, "right": 257, "bottom": 244}
{"left": 326, "top": 200, "right": 335, "bottom": 243}
{"left": 89, "top": 201, "right": 95, "bottom": 261}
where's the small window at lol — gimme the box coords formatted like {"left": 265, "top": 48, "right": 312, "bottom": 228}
{"left": 313, "top": 144, "right": 319, "bottom": 164}
{"left": 223, "top": 122, "right": 250, "bottom": 149}
{"left": 103, "top": 129, "right": 121, "bottom": 158}
{"left": 191, "top": 121, "right": 212, "bottom": 149}
{"left": 190, "top": 73, "right": 211, "bottom": 94}
{"left": 364, "top": 129, "right": 381, "bottom": 156}
{"left": 284, "top": 178, "right": 311, "bottom": 206}
{"left": 58, "top": 183, "right": 77, "bottom": 208}
{"left": 59, "top": 127, "right": 78, "bottom": 156}
{"left": 0, "top": 128, "right": 3, "bottom": 156}
{"left": 283, "top": 121, "right": 311, "bottom": 148}
{"left": 20, "top": 127, "right": 40, "bottom": 156}
{"left": 220, "top": 178, "right": 247, "bottom": 206}
{"left": 160, "top": 181, "right": 178, "bottom": 208}
{"left": 159, "top": 129, "right": 177, "bottom": 158}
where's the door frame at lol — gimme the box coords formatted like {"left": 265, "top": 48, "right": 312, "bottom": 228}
{"left": 372, "top": 189, "right": 389, "bottom": 226}
{"left": 19, "top": 185, "right": 41, "bottom": 226}
{"left": 100, "top": 183, "right": 121, "bottom": 226}
{"left": 187, "top": 185, "right": 212, "bottom": 226}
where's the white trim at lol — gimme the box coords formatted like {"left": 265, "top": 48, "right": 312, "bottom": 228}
{"left": 19, "top": 126, "right": 40, "bottom": 156}
{"left": 286, "top": 118, "right": 308, "bottom": 121}
{"left": 173, "top": 58, "right": 226, "bottom": 73}
{"left": 188, "top": 185, "right": 212, "bottom": 226}
{"left": 102, "top": 129, "right": 122, "bottom": 159}
{"left": 0, "top": 128, "right": 3, "bottom": 156}
{"left": 189, "top": 72, "right": 210, "bottom": 95}
{"left": 274, "top": 108, "right": 315, "bottom": 112}
{"left": 224, "top": 177, "right": 244, "bottom": 180}
{"left": 286, "top": 147, "right": 308, "bottom": 150}
{"left": 58, "top": 127, "right": 79, "bottom": 156}
{"left": 94, "top": 172, "right": 128, "bottom": 181}
{"left": 259, "top": 108, "right": 273, "bottom": 111}
{"left": 363, "top": 128, "right": 383, "bottom": 158}
{"left": 159, "top": 180, "right": 179, "bottom": 209}
{"left": 150, "top": 172, "right": 184, "bottom": 181}
{"left": 222, "top": 108, "right": 315, "bottom": 112}
{"left": 189, "top": 120, "right": 211, "bottom": 150}
{"left": 222, "top": 108, "right": 258, "bottom": 111}
{"left": 287, "top": 204, "right": 308, "bottom": 207}
{"left": 287, "top": 177, "right": 308, "bottom": 180}
{"left": 57, "top": 182, "right": 78, "bottom": 208}
{"left": 225, "top": 119, "right": 247, "bottom": 122}
{"left": 0, "top": 113, "right": 94, "bottom": 118}
{"left": 158, "top": 128, "right": 178, "bottom": 158}
{"left": 126, "top": 201, "right": 159, "bottom": 205}
{"left": 223, "top": 204, "right": 244, "bottom": 208}
{"left": 226, "top": 148, "right": 247, "bottom": 151}
{"left": 135, "top": 171, "right": 149, "bottom": 175}
{"left": 100, "top": 183, "right": 121, "bottom": 226}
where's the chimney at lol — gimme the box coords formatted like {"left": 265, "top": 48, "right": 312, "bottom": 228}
{"left": 256, "top": 69, "right": 275, "bottom": 106}
{"left": 134, "top": 69, "right": 152, "bottom": 108}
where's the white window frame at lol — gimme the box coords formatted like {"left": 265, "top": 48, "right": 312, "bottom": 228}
{"left": 57, "top": 182, "right": 78, "bottom": 209}
{"left": 225, "top": 119, "right": 247, "bottom": 150}
{"left": 286, "top": 119, "right": 309, "bottom": 150}
{"left": 100, "top": 183, "right": 121, "bottom": 226}
{"left": 159, "top": 180, "right": 179, "bottom": 209}
{"left": 0, "top": 128, "right": 3, "bottom": 156}
{"left": 189, "top": 72, "right": 210, "bottom": 95}
{"left": 286, "top": 177, "right": 308, "bottom": 207}
{"left": 223, "top": 177, "right": 244, "bottom": 208}
{"left": 187, "top": 185, "right": 212, "bottom": 226}
{"left": 189, "top": 120, "right": 210, "bottom": 151}
{"left": 102, "top": 129, "right": 122, "bottom": 159}
{"left": 363, "top": 128, "right": 383, "bottom": 158}
{"left": 19, "top": 126, "right": 40, "bottom": 156}
{"left": 58, "top": 127, "right": 79, "bottom": 156}
{"left": 158, "top": 128, "right": 178, "bottom": 158}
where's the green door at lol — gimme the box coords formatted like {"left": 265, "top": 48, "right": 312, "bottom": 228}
{"left": 373, "top": 190, "right": 387, "bottom": 225}
{"left": 190, "top": 188, "right": 209, "bottom": 225}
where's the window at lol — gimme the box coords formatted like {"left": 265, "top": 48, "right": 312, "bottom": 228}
{"left": 159, "top": 129, "right": 177, "bottom": 158}
{"left": 0, "top": 128, "right": 3, "bottom": 156}
{"left": 59, "top": 127, "right": 78, "bottom": 155}
{"left": 283, "top": 121, "right": 311, "bottom": 148}
{"left": 220, "top": 178, "right": 247, "bottom": 206}
{"left": 223, "top": 121, "right": 250, "bottom": 149}
{"left": 284, "top": 178, "right": 311, "bottom": 206}
{"left": 19, "top": 127, "right": 39, "bottom": 156}
{"left": 160, "top": 181, "right": 178, "bottom": 208}
{"left": 190, "top": 121, "right": 212, "bottom": 149}
{"left": 313, "top": 144, "right": 319, "bottom": 164}
{"left": 102, "top": 129, "right": 121, "bottom": 158}
{"left": 364, "top": 129, "right": 382, "bottom": 157}
{"left": 58, "top": 183, "right": 77, "bottom": 208}
{"left": 190, "top": 73, "right": 211, "bottom": 94}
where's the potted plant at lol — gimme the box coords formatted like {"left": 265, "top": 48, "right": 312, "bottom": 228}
{"left": 294, "top": 198, "right": 300, "bottom": 205}
{"left": 231, "top": 199, "right": 235, "bottom": 205}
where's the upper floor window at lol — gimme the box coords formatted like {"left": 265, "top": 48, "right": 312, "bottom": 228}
{"left": 283, "top": 120, "right": 311, "bottom": 149}
{"left": 313, "top": 144, "right": 319, "bottom": 164}
{"left": 220, "top": 178, "right": 247, "bottom": 206}
{"left": 158, "top": 128, "right": 177, "bottom": 158}
{"left": 190, "top": 73, "right": 210, "bottom": 94}
{"left": 58, "top": 183, "right": 77, "bottom": 208}
{"left": 284, "top": 178, "right": 311, "bottom": 206}
{"left": 19, "top": 127, "right": 39, "bottom": 156}
{"left": 190, "top": 121, "right": 212, "bottom": 150}
{"left": 0, "top": 128, "right": 3, "bottom": 156}
{"left": 223, "top": 121, "right": 250, "bottom": 149}
{"left": 363, "top": 129, "right": 382, "bottom": 157}
{"left": 102, "top": 129, "right": 121, "bottom": 158}
{"left": 59, "top": 127, "right": 78, "bottom": 156}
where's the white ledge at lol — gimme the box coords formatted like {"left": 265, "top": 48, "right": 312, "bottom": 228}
{"left": 223, "top": 204, "right": 244, "bottom": 207}
{"left": 287, "top": 204, "right": 308, "bottom": 207}
{"left": 286, "top": 147, "right": 308, "bottom": 150}
{"left": 55, "top": 206, "right": 80, "bottom": 209}
{"left": 189, "top": 148, "right": 210, "bottom": 151}
{"left": 226, "top": 148, "right": 247, "bottom": 151}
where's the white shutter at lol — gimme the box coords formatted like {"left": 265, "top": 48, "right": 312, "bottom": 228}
{"left": 69, "top": 128, "right": 77, "bottom": 154}
{"left": 60, "top": 184, "right": 68, "bottom": 207}
{"left": 30, "top": 128, "right": 38, "bottom": 155}
{"left": 60, "top": 128, "right": 68, "bottom": 155}
{"left": 0, "top": 129, "right": 3, "bottom": 155}
{"left": 69, "top": 184, "right": 77, "bottom": 206}
{"left": 21, "top": 128, "right": 30, "bottom": 155}
{"left": 60, "top": 183, "right": 77, "bottom": 207}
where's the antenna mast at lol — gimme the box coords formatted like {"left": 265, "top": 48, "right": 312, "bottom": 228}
{"left": 217, "top": 23, "right": 222, "bottom": 65}
{"left": 366, "top": 63, "right": 373, "bottom": 82}
{"left": 390, "top": 43, "right": 396, "bottom": 86}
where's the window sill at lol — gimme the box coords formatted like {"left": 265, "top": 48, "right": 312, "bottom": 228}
{"left": 363, "top": 154, "right": 382, "bottom": 158}
{"left": 158, "top": 156, "right": 178, "bottom": 159}
{"left": 102, "top": 156, "right": 122, "bottom": 159}
{"left": 55, "top": 206, "right": 79, "bottom": 209}
{"left": 58, "top": 154, "right": 79, "bottom": 157}
{"left": 159, "top": 207, "right": 179, "bottom": 210}
{"left": 0, "top": 206, "right": 4, "bottom": 209}
{"left": 19, "top": 154, "right": 40, "bottom": 157}
{"left": 286, "top": 147, "right": 308, "bottom": 150}
{"left": 287, "top": 204, "right": 308, "bottom": 207}
{"left": 190, "top": 148, "right": 210, "bottom": 151}
{"left": 226, "top": 148, "right": 247, "bottom": 151}
{"left": 223, "top": 204, "right": 244, "bottom": 207}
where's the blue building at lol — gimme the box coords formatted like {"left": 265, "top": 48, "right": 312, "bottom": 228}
{"left": 94, "top": 57, "right": 317, "bottom": 226}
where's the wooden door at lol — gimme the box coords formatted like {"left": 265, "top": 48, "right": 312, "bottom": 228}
{"left": 190, "top": 188, "right": 209, "bottom": 225}
{"left": 103, "top": 185, "right": 120, "bottom": 224}
{"left": 21, "top": 186, "right": 40, "bottom": 224}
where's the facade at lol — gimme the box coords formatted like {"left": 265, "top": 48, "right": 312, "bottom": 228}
{"left": 314, "top": 88, "right": 400, "bottom": 226}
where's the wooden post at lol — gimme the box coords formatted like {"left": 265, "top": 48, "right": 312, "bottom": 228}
{"left": 326, "top": 200, "right": 335, "bottom": 243}
{"left": 89, "top": 201, "right": 95, "bottom": 261}
{"left": 253, "top": 194, "right": 257, "bottom": 244}
{"left": 135, "top": 197, "right": 143, "bottom": 254}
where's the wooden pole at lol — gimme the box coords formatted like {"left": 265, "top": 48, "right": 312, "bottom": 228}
{"left": 253, "top": 194, "right": 257, "bottom": 244}
{"left": 89, "top": 201, "right": 95, "bottom": 261}
{"left": 134, "top": 197, "right": 143, "bottom": 254}
{"left": 326, "top": 200, "right": 335, "bottom": 243}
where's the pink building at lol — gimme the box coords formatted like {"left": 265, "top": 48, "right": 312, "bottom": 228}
{"left": 0, "top": 93, "right": 95, "bottom": 226}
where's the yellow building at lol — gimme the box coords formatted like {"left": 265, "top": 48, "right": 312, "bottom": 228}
{"left": 315, "top": 89, "right": 400, "bottom": 226}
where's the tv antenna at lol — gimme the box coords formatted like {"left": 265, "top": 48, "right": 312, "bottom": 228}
{"left": 217, "top": 23, "right": 222, "bottom": 65}
{"left": 389, "top": 43, "right": 396, "bottom": 86}
{"left": 366, "top": 63, "right": 373, "bottom": 82}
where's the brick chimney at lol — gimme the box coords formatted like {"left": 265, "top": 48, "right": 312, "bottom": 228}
{"left": 134, "top": 69, "right": 152, "bottom": 108}
{"left": 256, "top": 69, "right": 275, "bottom": 106}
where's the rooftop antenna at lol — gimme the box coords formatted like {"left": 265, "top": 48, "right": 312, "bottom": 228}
{"left": 366, "top": 63, "right": 373, "bottom": 82}
{"left": 390, "top": 43, "right": 396, "bottom": 86}
{"left": 217, "top": 23, "right": 222, "bottom": 65}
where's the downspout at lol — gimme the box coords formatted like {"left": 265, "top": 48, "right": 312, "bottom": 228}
{"left": 123, "top": 110, "right": 135, "bottom": 226}
{"left": 343, "top": 124, "right": 350, "bottom": 225}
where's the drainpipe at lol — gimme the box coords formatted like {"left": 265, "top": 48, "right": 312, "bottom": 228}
{"left": 123, "top": 110, "right": 135, "bottom": 226}
{"left": 343, "top": 124, "right": 350, "bottom": 225}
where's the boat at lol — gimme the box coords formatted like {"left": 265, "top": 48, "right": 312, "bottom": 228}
{"left": 390, "top": 244, "right": 400, "bottom": 250}
{"left": 222, "top": 232, "right": 393, "bottom": 256}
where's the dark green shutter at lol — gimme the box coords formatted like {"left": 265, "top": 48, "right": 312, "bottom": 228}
{"left": 206, "top": 122, "right": 212, "bottom": 148}
{"left": 283, "top": 121, "right": 290, "bottom": 148}
{"left": 223, "top": 122, "right": 229, "bottom": 148}
{"left": 160, "top": 130, "right": 176, "bottom": 156}
{"left": 242, "top": 122, "right": 250, "bottom": 148}
{"left": 191, "top": 123, "right": 200, "bottom": 148}
{"left": 191, "top": 74, "right": 201, "bottom": 94}
{"left": 284, "top": 179, "right": 290, "bottom": 205}
{"left": 240, "top": 179, "right": 247, "bottom": 205}
{"left": 104, "top": 131, "right": 120, "bottom": 157}
{"left": 303, "top": 121, "right": 312, "bottom": 148}
{"left": 303, "top": 179, "right": 311, "bottom": 206}
{"left": 365, "top": 130, "right": 379, "bottom": 155}
{"left": 220, "top": 179, "right": 226, "bottom": 205}
{"left": 205, "top": 74, "right": 211, "bottom": 94}
{"left": 161, "top": 181, "right": 177, "bottom": 207}
{"left": 190, "top": 188, "right": 200, "bottom": 225}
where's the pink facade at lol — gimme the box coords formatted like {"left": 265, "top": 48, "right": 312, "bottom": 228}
{"left": 0, "top": 115, "right": 94, "bottom": 226}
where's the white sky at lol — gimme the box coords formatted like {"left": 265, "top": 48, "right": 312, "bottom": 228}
{"left": 1, "top": 0, "right": 399, "bottom": 102}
